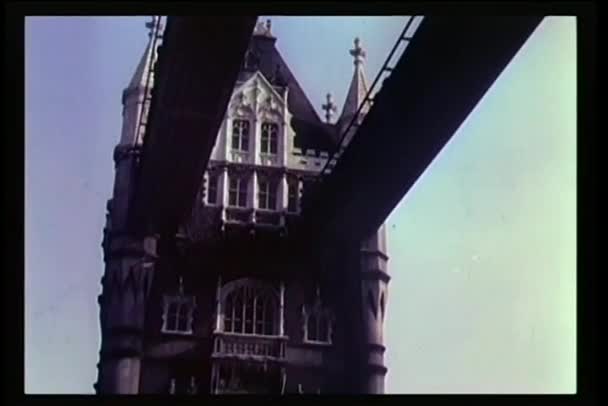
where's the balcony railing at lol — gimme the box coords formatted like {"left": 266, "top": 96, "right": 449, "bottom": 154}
{"left": 230, "top": 150, "right": 251, "bottom": 163}
{"left": 225, "top": 207, "right": 252, "bottom": 223}
{"left": 212, "top": 332, "right": 287, "bottom": 362}
{"left": 254, "top": 210, "right": 283, "bottom": 227}
{"left": 223, "top": 207, "right": 285, "bottom": 228}
{"left": 259, "top": 153, "right": 279, "bottom": 166}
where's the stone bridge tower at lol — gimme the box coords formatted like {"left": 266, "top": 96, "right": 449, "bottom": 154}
{"left": 337, "top": 37, "right": 390, "bottom": 394}
{"left": 95, "top": 19, "right": 389, "bottom": 395}
{"left": 95, "top": 17, "right": 162, "bottom": 394}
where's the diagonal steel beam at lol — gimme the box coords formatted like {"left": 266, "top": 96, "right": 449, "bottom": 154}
{"left": 131, "top": 16, "right": 258, "bottom": 236}
{"left": 298, "top": 16, "right": 544, "bottom": 247}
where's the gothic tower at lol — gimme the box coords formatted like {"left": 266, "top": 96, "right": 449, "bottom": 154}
{"left": 95, "top": 17, "right": 162, "bottom": 394}
{"left": 96, "top": 18, "right": 389, "bottom": 394}
{"left": 337, "top": 37, "right": 390, "bottom": 394}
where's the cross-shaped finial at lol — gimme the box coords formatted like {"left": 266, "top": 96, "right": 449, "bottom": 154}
{"left": 350, "top": 37, "right": 366, "bottom": 66}
{"left": 321, "top": 93, "right": 337, "bottom": 123}
{"left": 145, "top": 16, "right": 163, "bottom": 39}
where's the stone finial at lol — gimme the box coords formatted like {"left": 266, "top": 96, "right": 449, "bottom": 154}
{"left": 178, "top": 276, "right": 184, "bottom": 295}
{"left": 169, "top": 378, "right": 176, "bottom": 394}
{"left": 145, "top": 16, "right": 163, "bottom": 39}
{"left": 188, "top": 376, "right": 198, "bottom": 394}
{"left": 253, "top": 18, "right": 274, "bottom": 37}
{"left": 321, "top": 93, "right": 337, "bottom": 123}
{"left": 350, "top": 37, "right": 366, "bottom": 66}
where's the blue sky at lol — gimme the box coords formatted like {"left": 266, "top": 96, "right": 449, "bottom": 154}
{"left": 25, "top": 16, "right": 576, "bottom": 394}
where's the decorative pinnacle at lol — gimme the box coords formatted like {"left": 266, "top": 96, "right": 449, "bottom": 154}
{"left": 145, "top": 16, "right": 163, "bottom": 39}
{"left": 253, "top": 18, "right": 274, "bottom": 37}
{"left": 350, "top": 37, "right": 366, "bottom": 66}
{"left": 321, "top": 93, "right": 337, "bottom": 123}
{"left": 178, "top": 276, "right": 184, "bottom": 295}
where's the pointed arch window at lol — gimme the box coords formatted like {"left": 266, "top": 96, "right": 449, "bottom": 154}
{"left": 232, "top": 119, "right": 250, "bottom": 152}
{"left": 162, "top": 277, "right": 196, "bottom": 335}
{"left": 302, "top": 287, "right": 333, "bottom": 344}
{"left": 220, "top": 279, "right": 279, "bottom": 336}
{"left": 261, "top": 122, "right": 278, "bottom": 155}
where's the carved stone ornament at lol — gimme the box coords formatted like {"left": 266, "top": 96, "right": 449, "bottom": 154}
{"left": 230, "top": 91, "right": 253, "bottom": 118}
{"left": 258, "top": 95, "right": 282, "bottom": 121}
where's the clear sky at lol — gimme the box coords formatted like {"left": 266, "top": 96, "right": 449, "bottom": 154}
{"left": 25, "top": 16, "right": 576, "bottom": 394}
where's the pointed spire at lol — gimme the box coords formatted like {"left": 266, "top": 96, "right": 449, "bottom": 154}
{"left": 120, "top": 17, "right": 163, "bottom": 146}
{"left": 339, "top": 37, "right": 370, "bottom": 127}
{"left": 127, "top": 17, "right": 162, "bottom": 91}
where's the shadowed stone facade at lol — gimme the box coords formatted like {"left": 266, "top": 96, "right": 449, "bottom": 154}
{"left": 96, "top": 18, "right": 389, "bottom": 394}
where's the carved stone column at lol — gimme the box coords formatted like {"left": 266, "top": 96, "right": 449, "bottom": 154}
{"left": 219, "top": 167, "right": 229, "bottom": 222}
{"left": 279, "top": 281, "right": 285, "bottom": 336}
{"left": 278, "top": 173, "right": 288, "bottom": 212}
{"left": 359, "top": 223, "right": 390, "bottom": 394}
{"left": 249, "top": 170, "right": 258, "bottom": 224}
{"left": 96, "top": 234, "right": 158, "bottom": 394}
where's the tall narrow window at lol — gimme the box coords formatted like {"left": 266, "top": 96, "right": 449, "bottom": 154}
{"left": 228, "top": 176, "right": 248, "bottom": 207}
{"left": 260, "top": 122, "right": 278, "bottom": 154}
{"left": 258, "top": 179, "right": 277, "bottom": 210}
{"left": 304, "top": 312, "right": 332, "bottom": 343}
{"left": 287, "top": 179, "right": 298, "bottom": 213}
{"left": 232, "top": 120, "right": 250, "bottom": 152}
{"left": 162, "top": 277, "right": 196, "bottom": 335}
{"left": 302, "top": 289, "right": 333, "bottom": 344}
{"left": 162, "top": 297, "right": 196, "bottom": 335}
{"left": 207, "top": 174, "right": 218, "bottom": 205}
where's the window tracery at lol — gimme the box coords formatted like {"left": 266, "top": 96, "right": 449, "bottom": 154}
{"left": 220, "top": 278, "right": 280, "bottom": 336}
{"left": 301, "top": 286, "right": 333, "bottom": 344}
{"left": 161, "top": 277, "right": 196, "bottom": 335}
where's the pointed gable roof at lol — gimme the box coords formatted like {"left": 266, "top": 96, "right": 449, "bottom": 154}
{"left": 245, "top": 22, "right": 337, "bottom": 152}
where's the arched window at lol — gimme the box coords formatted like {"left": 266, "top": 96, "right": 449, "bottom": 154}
{"left": 260, "top": 122, "right": 278, "bottom": 154}
{"left": 162, "top": 277, "right": 196, "bottom": 335}
{"left": 302, "top": 288, "right": 333, "bottom": 344}
{"left": 221, "top": 279, "right": 279, "bottom": 336}
{"left": 232, "top": 119, "right": 250, "bottom": 152}
{"left": 304, "top": 310, "right": 332, "bottom": 343}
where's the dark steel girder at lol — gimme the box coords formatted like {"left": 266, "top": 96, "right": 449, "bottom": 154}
{"left": 131, "top": 16, "right": 257, "bottom": 236}
{"left": 298, "top": 16, "right": 544, "bottom": 247}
